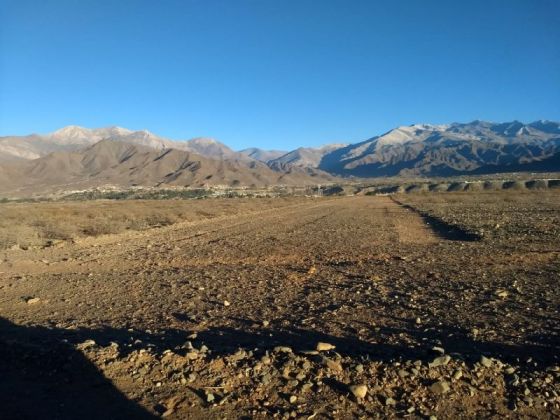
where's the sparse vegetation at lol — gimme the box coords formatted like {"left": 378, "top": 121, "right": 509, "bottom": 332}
{"left": 0, "top": 197, "right": 300, "bottom": 250}
{"left": 62, "top": 188, "right": 211, "bottom": 201}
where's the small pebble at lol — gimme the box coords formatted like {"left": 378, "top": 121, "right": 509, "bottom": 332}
{"left": 430, "top": 381, "right": 451, "bottom": 395}
{"left": 316, "top": 342, "right": 336, "bottom": 351}
{"left": 26, "top": 297, "right": 41, "bottom": 305}
{"left": 348, "top": 384, "right": 368, "bottom": 399}
{"left": 480, "top": 355, "right": 492, "bottom": 368}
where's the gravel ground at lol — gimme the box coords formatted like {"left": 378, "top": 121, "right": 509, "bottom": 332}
{"left": 1, "top": 193, "right": 559, "bottom": 419}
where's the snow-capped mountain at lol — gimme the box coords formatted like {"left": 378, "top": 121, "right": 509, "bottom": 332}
{"left": 0, "top": 126, "right": 239, "bottom": 162}
{"left": 318, "top": 120, "right": 560, "bottom": 176}
{"left": 1, "top": 120, "right": 559, "bottom": 178}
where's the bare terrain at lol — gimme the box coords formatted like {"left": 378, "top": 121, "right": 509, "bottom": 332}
{"left": 1, "top": 192, "right": 559, "bottom": 419}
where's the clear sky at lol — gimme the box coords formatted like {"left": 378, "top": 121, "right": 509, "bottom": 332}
{"left": 1, "top": 0, "right": 559, "bottom": 150}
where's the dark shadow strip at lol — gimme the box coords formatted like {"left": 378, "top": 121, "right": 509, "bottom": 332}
{"left": 390, "top": 197, "right": 482, "bottom": 242}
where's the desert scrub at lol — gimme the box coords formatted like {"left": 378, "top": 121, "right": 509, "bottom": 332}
{"left": 0, "top": 197, "right": 301, "bottom": 249}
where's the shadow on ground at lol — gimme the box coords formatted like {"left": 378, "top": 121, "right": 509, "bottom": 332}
{"left": 1, "top": 314, "right": 558, "bottom": 418}
{"left": 0, "top": 317, "right": 157, "bottom": 420}
{"left": 390, "top": 197, "right": 482, "bottom": 241}
{"left": 194, "top": 319, "right": 559, "bottom": 368}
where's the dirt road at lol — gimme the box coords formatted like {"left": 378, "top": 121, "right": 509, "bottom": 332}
{"left": 1, "top": 195, "right": 559, "bottom": 419}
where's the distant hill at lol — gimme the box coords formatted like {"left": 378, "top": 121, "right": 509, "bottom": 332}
{"left": 0, "top": 140, "right": 336, "bottom": 196}
{"left": 0, "top": 126, "right": 174, "bottom": 161}
{"left": 2, "top": 120, "right": 559, "bottom": 194}
{"left": 0, "top": 126, "right": 249, "bottom": 162}
{"left": 469, "top": 151, "right": 560, "bottom": 175}
{"left": 183, "top": 137, "right": 253, "bottom": 161}
{"left": 268, "top": 144, "right": 348, "bottom": 169}
{"left": 318, "top": 120, "right": 560, "bottom": 176}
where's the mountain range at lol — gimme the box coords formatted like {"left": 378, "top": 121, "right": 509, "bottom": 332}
{"left": 317, "top": 121, "right": 560, "bottom": 177}
{"left": 0, "top": 139, "right": 334, "bottom": 196}
{"left": 0, "top": 126, "right": 248, "bottom": 162}
{"left": 1, "top": 120, "right": 559, "bottom": 195}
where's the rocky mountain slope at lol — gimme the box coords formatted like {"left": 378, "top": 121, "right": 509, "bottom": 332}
{"left": 318, "top": 121, "right": 560, "bottom": 176}
{"left": 182, "top": 137, "right": 253, "bottom": 161}
{"left": 0, "top": 126, "right": 171, "bottom": 161}
{"left": 267, "top": 144, "right": 348, "bottom": 169}
{"left": 1, "top": 120, "right": 559, "bottom": 189}
{"left": 0, "top": 126, "right": 249, "bottom": 162}
{"left": 0, "top": 140, "right": 335, "bottom": 195}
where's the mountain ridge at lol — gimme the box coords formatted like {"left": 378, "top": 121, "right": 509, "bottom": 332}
{"left": 317, "top": 120, "right": 560, "bottom": 176}
{"left": 1, "top": 120, "right": 559, "bottom": 191}
{"left": 0, "top": 126, "right": 248, "bottom": 162}
{"left": 0, "top": 139, "right": 337, "bottom": 196}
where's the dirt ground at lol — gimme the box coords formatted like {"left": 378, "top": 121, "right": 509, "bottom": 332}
{"left": 0, "top": 198, "right": 301, "bottom": 250}
{"left": 1, "top": 193, "right": 559, "bottom": 419}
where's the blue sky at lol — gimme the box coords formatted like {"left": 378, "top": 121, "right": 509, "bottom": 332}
{"left": 1, "top": 0, "right": 559, "bottom": 150}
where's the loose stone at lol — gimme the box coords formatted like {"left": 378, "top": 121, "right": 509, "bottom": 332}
{"left": 429, "top": 355, "right": 451, "bottom": 368}
{"left": 316, "top": 342, "right": 336, "bottom": 351}
{"left": 430, "top": 381, "right": 451, "bottom": 395}
{"left": 480, "top": 355, "right": 492, "bottom": 368}
{"left": 348, "top": 384, "right": 368, "bottom": 399}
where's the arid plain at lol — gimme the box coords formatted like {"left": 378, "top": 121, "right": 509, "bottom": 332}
{"left": 1, "top": 191, "right": 559, "bottom": 419}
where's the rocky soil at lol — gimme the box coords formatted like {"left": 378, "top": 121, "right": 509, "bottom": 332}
{"left": 1, "top": 193, "right": 559, "bottom": 419}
